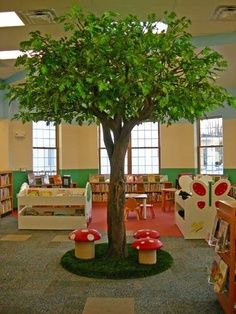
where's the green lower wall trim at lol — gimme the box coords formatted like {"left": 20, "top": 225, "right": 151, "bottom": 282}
{"left": 60, "top": 169, "right": 98, "bottom": 188}
{"left": 13, "top": 171, "right": 28, "bottom": 208}
{"left": 161, "top": 168, "right": 236, "bottom": 185}
{"left": 160, "top": 168, "right": 197, "bottom": 186}
{"left": 12, "top": 168, "right": 236, "bottom": 209}
{"left": 224, "top": 169, "right": 236, "bottom": 184}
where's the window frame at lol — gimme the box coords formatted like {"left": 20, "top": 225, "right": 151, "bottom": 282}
{"left": 198, "top": 116, "right": 223, "bottom": 175}
{"left": 32, "top": 121, "right": 59, "bottom": 175}
{"left": 99, "top": 122, "right": 160, "bottom": 175}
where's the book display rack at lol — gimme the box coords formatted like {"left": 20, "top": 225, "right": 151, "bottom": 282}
{"left": 208, "top": 200, "right": 236, "bottom": 314}
{"left": 17, "top": 183, "right": 92, "bottom": 230}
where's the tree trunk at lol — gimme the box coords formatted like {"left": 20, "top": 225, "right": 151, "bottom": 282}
{"left": 106, "top": 139, "right": 128, "bottom": 258}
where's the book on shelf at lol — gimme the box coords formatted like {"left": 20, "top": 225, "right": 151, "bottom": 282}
{"left": 34, "top": 176, "right": 42, "bottom": 186}
{"left": 215, "top": 219, "right": 230, "bottom": 253}
{"left": 213, "top": 259, "right": 228, "bottom": 293}
{"left": 148, "top": 174, "right": 158, "bottom": 183}
{"left": 27, "top": 189, "right": 39, "bottom": 196}
{"left": 39, "top": 190, "right": 52, "bottom": 197}
{"left": 126, "top": 175, "right": 134, "bottom": 183}
{"left": 89, "top": 174, "right": 101, "bottom": 183}
{"left": 207, "top": 216, "right": 221, "bottom": 246}
{"left": 0, "top": 174, "right": 10, "bottom": 186}
{"left": 27, "top": 172, "right": 35, "bottom": 186}
{"left": 53, "top": 175, "right": 62, "bottom": 185}
{"left": 41, "top": 173, "right": 50, "bottom": 185}
{"left": 208, "top": 254, "right": 222, "bottom": 285}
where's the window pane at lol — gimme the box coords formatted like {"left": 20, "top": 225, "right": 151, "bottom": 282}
{"left": 131, "top": 122, "right": 159, "bottom": 148}
{"left": 99, "top": 122, "right": 159, "bottom": 175}
{"left": 33, "top": 121, "right": 56, "bottom": 148}
{"left": 131, "top": 148, "right": 159, "bottom": 174}
{"left": 200, "top": 118, "right": 223, "bottom": 146}
{"left": 33, "top": 148, "right": 57, "bottom": 173}
{"left": 199, "top": 117, "right": 223, "bottom": 175}
{"left": 200, "top": 147, "right": 223, "bottom": 174}
{"left": 33, "top": 121, "right": 57, "bottom": 174}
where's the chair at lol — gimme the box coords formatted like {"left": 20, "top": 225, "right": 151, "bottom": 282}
{"left": 124, "top": 198, "right": 141, "bottom": 221}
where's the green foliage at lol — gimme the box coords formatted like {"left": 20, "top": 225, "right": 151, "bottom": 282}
{"left": 2, "top": 6, "right": 235, "bottom": 125}
{"left": 60, "top": 243, "right": 173, "bottom": 279}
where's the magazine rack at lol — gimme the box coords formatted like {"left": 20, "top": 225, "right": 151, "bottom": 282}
{"left": 175, "top": 176, "right": 233, "bottom": 239}
{"left": 17, "top": 183, "right": 92, "bottom": 230}
{"left": 215, "top": 200, "right": 236, "bottom": 314}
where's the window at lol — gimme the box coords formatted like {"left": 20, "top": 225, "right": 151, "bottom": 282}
{"left": 99, "top": 122, "right": 159, "bottom": 174}
{"left": 32, "top": 121, "right": 58, "bottom": 174}
{"left": 199, "top": 117, "right": 223, "bottom": 175}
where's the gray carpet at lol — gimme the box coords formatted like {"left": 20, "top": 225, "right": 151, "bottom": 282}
{"left": 0, "top": 215, "right": 224, "bottom": 314}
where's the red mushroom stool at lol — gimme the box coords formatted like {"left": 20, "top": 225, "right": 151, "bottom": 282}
{"left": 132, "top": 238, "right": 163, "bottom": 264}
{"left": 69, "top": 228, "right": 101, "bottom": 259}
{"left": 133, "top": 229, "right": 160, "bottom": 239}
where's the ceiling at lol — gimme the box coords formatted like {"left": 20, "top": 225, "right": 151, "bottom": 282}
{"left": 1, "top": 0, "right": 236, "bottom": 88}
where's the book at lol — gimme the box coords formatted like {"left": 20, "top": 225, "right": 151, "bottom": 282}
{"left": 208, "top": 255, "right": 221, "bottom": 284}
{"left": 41, "top": 174, "right": 50, "bottom": 185}
{"left": 126, "top": 175, "right": 134, "bottom": 183}
{"left": 34, "top": 176, "right": 42, "bottom": 186}
{"left": 214, "top": 259, "right": 228, "bottom": 293}
{"left": 39, "top": 190, "right": 52, "bottom": 197}
{"left": 27, "top": 173, "right": 35, "bottom": 186}
{"left": 215, "top": 219, "right": 229, "bottom": 253}
{"left": 53, "top": 175, "right": 62, "bottom": 185}
{"left": 207, "top": 216, "right": 221, "bottom": 246}
{"left": 89, "top": 174, "right": 100, "bottom": 183}
{"left": 27, "top": 189, "right": 39, "bottom": 196}
{"left": 148, "top": 174, "right": 156, "bottom": 183}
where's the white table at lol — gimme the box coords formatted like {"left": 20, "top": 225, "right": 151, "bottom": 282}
{"left": 125, "top": 193, "right": 147, "bottom": 219}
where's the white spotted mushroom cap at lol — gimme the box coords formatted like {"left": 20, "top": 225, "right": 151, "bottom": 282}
{"left": 133, "top": 229, "right": 160, "bottom": 239}
{"left": 132, "top": 238, "right": 163, "bottom": 251}
{"left": 68, "top": 228, "right": 101, "bottom": 242}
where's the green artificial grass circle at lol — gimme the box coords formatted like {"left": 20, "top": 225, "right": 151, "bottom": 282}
{"left": 60, "top": 243, "right": 173, "bottom": 279}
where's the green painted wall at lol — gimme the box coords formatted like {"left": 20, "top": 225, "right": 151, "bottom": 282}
{"left": 12, "top": 167, "right": 236, "bottom": 209}
{"left": 13, "top": 171, "right": 28, "bottom": 208}
{"left": 224, "top": 169, "right": 236, "bottom": 184}
{"left": 60, "top": 169, "right": 98, "bottom": 188}
{"left": 160, "top": 168, "right": 197, "bottom": 186}
{"left": 161, "top": 168, "right": 236, "bottom": 186}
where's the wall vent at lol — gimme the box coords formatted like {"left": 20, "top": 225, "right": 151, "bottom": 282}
{"left": 212, "top": 5, "right": 236, "bottom": 21}
{"left": 18, "top": 9, "right": 57, "bottom": 25}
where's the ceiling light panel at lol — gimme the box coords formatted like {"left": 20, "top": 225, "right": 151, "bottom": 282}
{"left": 0, "top": 11, "right": 24, "bottom": 27}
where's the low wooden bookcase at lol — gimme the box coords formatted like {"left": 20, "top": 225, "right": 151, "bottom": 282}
{"left": 89, "top": 174, "right": 171, "bottom": 203}
{"left": 17, "top": 183, "right": 92, "bottom": 230}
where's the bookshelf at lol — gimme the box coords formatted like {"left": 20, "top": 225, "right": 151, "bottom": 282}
{"left": 0, "top": 170, "right": 13, "bottom": 217}
{"left": 229, "top": 185, "right": 236, "bottom": 200}
{"left": 17, "top": 183, "right": 92, "bottom": 230}
{"left": 214, "top": 200, "right": 236, "bottom": 314}
{"left": 89, "top": 174, "right": 172, "bottom": 203}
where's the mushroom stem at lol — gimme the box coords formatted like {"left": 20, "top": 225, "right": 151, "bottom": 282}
{"left": 75, "top": 242, "right": 95, "bottom": 259}
{"left": 138, "top": 250, "right": 157, "bottom": 264}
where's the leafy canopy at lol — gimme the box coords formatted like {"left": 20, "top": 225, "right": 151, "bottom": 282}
{"left": 3, "top": 6, "right": 236, "bottom": 125}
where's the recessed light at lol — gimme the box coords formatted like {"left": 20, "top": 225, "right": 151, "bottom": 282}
{"left": 0, "top": 11, "right": 24, "bottom": 27}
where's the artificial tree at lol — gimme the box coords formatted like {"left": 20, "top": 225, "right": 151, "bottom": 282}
{"left": 2, "top": 6, "right": 236, "bottom": 259}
